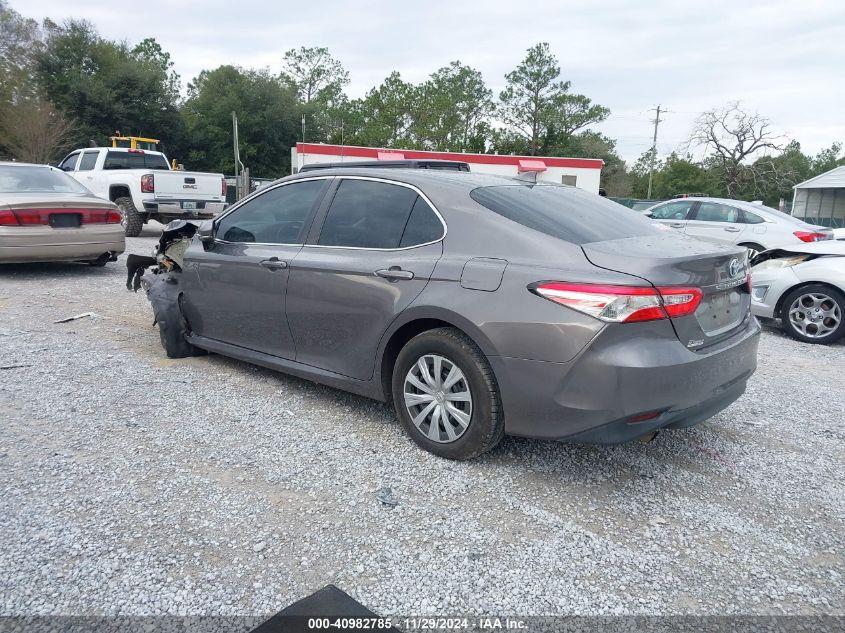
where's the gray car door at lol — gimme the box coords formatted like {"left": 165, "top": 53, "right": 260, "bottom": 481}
{"left": 286, "top": 177, "right": 445, "bottom": 381}
{"left": 180, "top": 178, "right": 330, "bottom": 359}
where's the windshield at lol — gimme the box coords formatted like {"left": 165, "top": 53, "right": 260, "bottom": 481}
{"left": 470, "top": 184, "right": 663, "bottom": 245}
{"left": 0, "top": 165, "right": 91, "bottom": 194}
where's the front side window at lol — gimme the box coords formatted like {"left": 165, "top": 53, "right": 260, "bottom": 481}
{"left": 470, "top": 184, "right": 661, "bottom": 245}
{"left": 318, "top": 179, "right": 420, "bottom": 249}
{"left": 78, "top": 151, "right": 99, "bottom": 171}
{"left": 695, "top": 202, "right": 739, "bottom": 223}
{"left": 216, "top": 179, "right": 327, "bottom": 243}
{"left": 58, "top": 152, "right": 80, "bottom": 172}
{"left": 649, "top": 200, "right": 695, "bottom": 220}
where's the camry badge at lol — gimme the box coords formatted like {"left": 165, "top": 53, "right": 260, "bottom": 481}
{"left": 728, "top": 258, "right": 743, "bottom": 278}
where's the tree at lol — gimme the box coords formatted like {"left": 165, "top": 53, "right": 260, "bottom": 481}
{"left": 0, "top": 98, "right": 75, "bottom": 163}
{"left": 413, "top": 61, "right": 493, "bottom": 152}
{"left": 35, "top": 21, "right": 183, "bottom": 151}
{"left": 688, "top": 102, "right": 783, "bottom": 197}
{"left": 342, "top": 72, "right": 418, "bottom": 148}
{"left": 182, "top": 65, "right": 299, "bottom": 176}
{"left": 497, "top": 42, "right": 608, "bottom": 156}
{"left": 630, "top": 151, "right": 716, "bottom": 199}
{"left": 281, "top": 46, "right": 349, "bottom": 104}
{"left": 0, "top": 0, "right": 44, "bottom": 103}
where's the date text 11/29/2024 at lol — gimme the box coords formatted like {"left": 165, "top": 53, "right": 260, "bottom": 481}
{"left": 307, "top": 617, "right": 527, "bottom": 630}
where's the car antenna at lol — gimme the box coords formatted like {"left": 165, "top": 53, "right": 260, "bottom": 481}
{"left": 514, "top": 171, "right": 538, "bottom": 184}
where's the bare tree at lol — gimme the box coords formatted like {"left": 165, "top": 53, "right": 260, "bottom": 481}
{"left": 689, "top": 102, "right": 783, "bottom": 197}
{"left": 0, "top": 99, "right": 75, "bottom": 163}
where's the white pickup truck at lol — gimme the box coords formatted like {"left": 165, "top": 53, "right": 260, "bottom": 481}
{"left": 58, "top": 147, "right": 227, "bottom": 236}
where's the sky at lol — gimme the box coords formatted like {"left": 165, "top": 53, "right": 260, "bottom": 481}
{"left": 16, "top": 0, "right": 845, "bottom": 163}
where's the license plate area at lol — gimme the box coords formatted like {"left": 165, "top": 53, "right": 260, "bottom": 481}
{"left": 50, "top": 213, "right": 81, "bottom": 228}
{"left": 696, "top": 289, "right": 745, "bottom": 335}
{"left": 180, "top": 201, "right": 204, "bottom": 210}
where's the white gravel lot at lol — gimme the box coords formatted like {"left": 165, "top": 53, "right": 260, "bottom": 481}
{"left": 1, "top": 227, "right": 843, "bottom": 618}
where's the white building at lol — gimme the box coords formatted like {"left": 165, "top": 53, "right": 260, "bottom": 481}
{"left": 791, "top": 165, "right": 845, "bottom": 228}
{"left": 291, "top": 143, "right": 604, "bottom": 193}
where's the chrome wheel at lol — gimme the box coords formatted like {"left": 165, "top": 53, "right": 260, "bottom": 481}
{"left": 788, "top": 292, "right": 841, "bottom": 338}
{"left": 403, "top": 354, "right": 472, "bottom": 443}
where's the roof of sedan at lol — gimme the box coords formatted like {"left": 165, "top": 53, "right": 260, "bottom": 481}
{"left": 0, "top": 161, "right": 51, "bottom": 168}
{"left": 284, "top": 167, "right": 541, "bottom": 190}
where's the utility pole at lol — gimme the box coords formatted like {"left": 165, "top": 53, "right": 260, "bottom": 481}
{"left": 647, "top": 105, "right": 664, "bottom": 200}
{"left": 301, "top": 114, "right": 306, "bottom": 143}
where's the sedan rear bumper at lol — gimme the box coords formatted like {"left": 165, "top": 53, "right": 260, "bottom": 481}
{"left": 0, "top": 225, "right": 125, "bottom": 264}
{"left": 490, "top": 317, "right": 760, "bottom": 442}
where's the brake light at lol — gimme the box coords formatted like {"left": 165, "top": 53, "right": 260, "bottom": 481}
{"left": 128, "top": 149, "right": 145, "bottom": 154}
{"left": 222, "top": 177, "right": 227, "bottom": 197}
{"left": 141, "top": 174, "right": 155, "bottom": 193}
{"left": 530, "top": 282, "right": 702, "bottom": 323}
{"left": 0, "top": 208, "right": 123, "bottom": 225}
{"left": 0, "top": 209, "right": 18, "bottom": 226}
{"left": 793, "top": 230, "right": 830, "bottom": 243}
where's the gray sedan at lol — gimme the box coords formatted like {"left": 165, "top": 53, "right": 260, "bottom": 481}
{"left": 134, "top": 167, "right": 760, "bottom": 459}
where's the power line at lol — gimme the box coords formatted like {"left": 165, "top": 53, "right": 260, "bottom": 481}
{"left": 647, "top": 105, "right": 669, "bottom": 199}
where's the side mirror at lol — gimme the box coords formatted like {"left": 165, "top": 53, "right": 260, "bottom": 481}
{"left": 197, "top": 220, "right": 215, "bottom": 249}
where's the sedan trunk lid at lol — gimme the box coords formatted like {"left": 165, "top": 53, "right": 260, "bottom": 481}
{"left": 581, "top": 233, "right": 752, "bottom": 350}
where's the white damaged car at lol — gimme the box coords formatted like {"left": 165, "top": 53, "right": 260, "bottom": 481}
{"left": 750, "top": 241, "right": 845, "bottom": 344}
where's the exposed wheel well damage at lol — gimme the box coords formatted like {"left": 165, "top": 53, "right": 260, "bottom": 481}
{"left": 379, "top": 318, "right": 474, "bottom": 400}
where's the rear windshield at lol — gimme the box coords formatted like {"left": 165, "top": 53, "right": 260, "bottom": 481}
{"left": 470, "top": 184, "right": 662, "bottom": 245}
{"left": 103, "top": 151, "right": 170, "bottom": 170}
{"left": 0, "top": 165, "right": 90, "bottom": 194}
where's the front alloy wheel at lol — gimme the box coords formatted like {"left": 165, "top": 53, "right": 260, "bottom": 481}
{"left": 781, "top": 284, "right": 845, "bottom": 345}
{"left": 403, "top": 354, "right": 472, "bottom": 443}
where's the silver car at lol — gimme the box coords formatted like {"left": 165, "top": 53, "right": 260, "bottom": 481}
{"left": 0, "top": 163, "right": 125, "bottom": 265}
{"left": 645, "top": 197, "right": 832, "bottom": 256}
{"left": 132, "top": 167, "right": 760, "bottom": 460}
{"left": 750, "top": 241, "right": 845, "bottom": 344}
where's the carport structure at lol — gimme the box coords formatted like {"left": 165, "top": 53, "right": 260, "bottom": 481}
{"left": 791, "top": 165, "right": 845, "bottom": 228}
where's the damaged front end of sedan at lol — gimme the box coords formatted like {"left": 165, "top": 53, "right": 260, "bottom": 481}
{"left": 126, "top": 220, "right": 205, "bottom": 358}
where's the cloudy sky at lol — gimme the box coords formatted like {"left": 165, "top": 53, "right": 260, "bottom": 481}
{"left": 18, "top": 0, "right": 845, "bottom": 162}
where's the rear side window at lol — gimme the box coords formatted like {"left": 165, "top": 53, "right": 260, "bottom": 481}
{"left": 695, "top": 202, "right": 739, "bottom": 223}
{"left": 319, "top": 179, "right": 419, "bottom": 249}
{"left": 400, "top": 197, "right": 443, "bottom": 247}
{"left": 470, "top": 185, "right": 661, "bottom": 245}
{"left": 77, "top": 151, "right": 99, "bottom": 171}
{"left": 742, "top": 210, "right": 765, "bottom": 224}
{"left": 103, "top": 151, "right": 170, "bottom": 170}
{"left": 649, "top": 200, "right": 694, "bottom": 220}
{"left": 216, "top": 179, "right": 326, "bottom": 243}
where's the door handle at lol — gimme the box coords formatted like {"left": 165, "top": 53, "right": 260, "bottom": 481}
{"left": 375, "top": 267, "right": 414, "bottom": 281}
{"left": 670, "top": 222, "right": 685, "bottom": 228}
{"left": 259, "top": 257, "right": 288, "bottom": 271}
{"left": 724, "top": 226, "right": 741, "bottom": 232}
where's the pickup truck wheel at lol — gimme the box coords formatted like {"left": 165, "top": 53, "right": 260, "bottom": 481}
{"left": 116, "top": 196, "right": 143, "bottom": 237}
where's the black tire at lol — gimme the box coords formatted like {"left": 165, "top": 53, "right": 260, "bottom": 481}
{"left": 391, "top": 327, "right": 504, "bottom": 460}
{"left": 157, "top": 308, "right": 202, "bottom": 358}
{"left": 115, "top": 196, "right": 143, "bottom": 237}
{"left": 780, "top": 283, "right": 845, "bottom": 345}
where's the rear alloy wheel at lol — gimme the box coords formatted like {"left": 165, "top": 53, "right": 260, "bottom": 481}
{"left": 392, "top": 328, "right": 503, "bottom": 460}
{"left": 781, "top": 284, "right": 845, "bottom": 345}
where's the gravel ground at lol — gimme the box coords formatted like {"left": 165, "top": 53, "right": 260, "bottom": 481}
{"left": 1, "top": 226, "right": 843, "bottom": 618}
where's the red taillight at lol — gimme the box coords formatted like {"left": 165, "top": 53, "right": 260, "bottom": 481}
{"left": 222, "top": 178, "right": 227, "bottom": 197}
{"left": 0, "top": 208, "right": 122, "bottom": 226}
{"left": 0, "top": 209, "right": 19, "bottom": 226}
{"left": 141, "top": 174, "right": 155, "bottom": 193}
{"left": 793, "top": 230, "right": 829, "bottom": 243}
{"left": 128, "top": 149, "right": 145, "bottom": 154}
{"left": 530, "top": 282, "right": 702, "bottom": 323}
